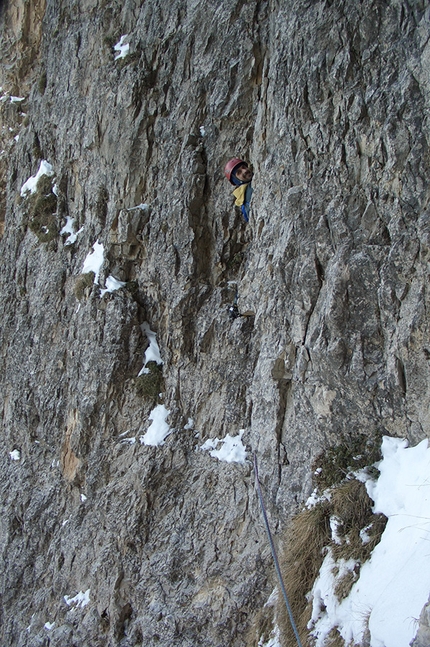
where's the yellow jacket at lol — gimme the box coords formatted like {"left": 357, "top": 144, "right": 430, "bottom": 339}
{"left": 232, "top": 182, "right": 253, "bottom": 222}
{"left": 233, "top": 183, "right": 248, "bottom": 207}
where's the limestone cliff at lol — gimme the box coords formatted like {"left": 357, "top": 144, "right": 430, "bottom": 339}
{"left": 1, "top": 1, "right": 430, "bottom": 646}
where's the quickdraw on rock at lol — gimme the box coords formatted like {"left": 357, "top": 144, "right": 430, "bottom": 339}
{"left": 227, "top": 287, "right": 255, "bottom": 320}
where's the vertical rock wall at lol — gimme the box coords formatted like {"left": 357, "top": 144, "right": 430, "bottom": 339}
{"left": 0, "top": 1, "right": 429, "bottom": 645}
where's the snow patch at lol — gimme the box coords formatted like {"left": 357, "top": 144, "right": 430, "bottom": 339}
{"left": 100, "top": 275, "right": 126, "bottom": 297}
{"left": 329, "top": 516, "right": 343, "bottom": 545}
{"left": 81, "top": 240, "right": 125, "bottom": 296}
{"left": 82, "top": 240, "right": 104, "bottom": 283}
{"left": 114, "top": 35, "right": 130, "bottom": 60}
{"left": 20, "top": 160, "right": 54, "bottom": 196}
{"left": 9, "top": 449, "right": 20, "bottom": 461}
{"left": 264, "top": 588, "right": 278, "bottom": 607}
{"left": 44, "top": 622, "right": 55, "bottom": 630}
{"left": 140, "top": 404, "right": 171, "bottom": 446}
{"left": 359, "top": 524, "right": 372, "bottom": 545}
{"left": 306, "top": 487, "right": 331, "bottom": 508}
{"left": 138, "top": 322, "right": 163, "bottom": 375}
{"left": 128, "top": 202, "right": 149, "bottom": 211}
{"left": 64, "top": 589, "right": 90, "bottom": 609}
{"left": 201, "top": 429, "right": 247, "bottom": 463}
{"left": 60, "top": 216, "right": 83, "bottom": 245}
{"left": 258, "top": 624, "right": 282, "bottom": 647}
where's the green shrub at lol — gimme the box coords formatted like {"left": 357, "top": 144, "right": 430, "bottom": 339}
{"left": 312, "top": 431, "right": 382, "bottom": 490}
{"left": 135, "top": 362, "right": 163, "bottom": 401}
{"left": 26, "top": 175, "right": 58, "bottom": 242}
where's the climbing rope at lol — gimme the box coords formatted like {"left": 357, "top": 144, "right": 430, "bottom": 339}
{"left": 253, "top": 453, "right": 304, "bottom": 647}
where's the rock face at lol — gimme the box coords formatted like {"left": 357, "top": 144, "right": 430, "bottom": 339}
{"left": 0, "top": 0, "right": 430, "bottom": 645}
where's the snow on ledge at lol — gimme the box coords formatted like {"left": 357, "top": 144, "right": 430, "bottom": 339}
{"left": 114, "top": 35, "right": 130, "bottom": 60}
{"left": 20, "top": 160, "right": 54, "bottom": 196}
{"left": 60, "top": 216, "right": 84, "bottom": 246}
{"left": 100, "top": 275, "right": 126, "bottom": 297}
{"left": 81, "top": 240, "right": 104, "bottom": 284}
{"left": 138, "top": 322, "right": 163, "bottom": 375}
{"left": 64, "top": 589, "right": 90, "bottom": 609}
{"left": 201, "top": 429, "right": 247, "bottom": 464}
{"left": 140, "top": 404, "right": 171, "bottom": 446}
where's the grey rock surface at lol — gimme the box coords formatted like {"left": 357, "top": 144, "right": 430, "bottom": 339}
{"left": 1, "top": 0, "right": 430, "bottom": 645}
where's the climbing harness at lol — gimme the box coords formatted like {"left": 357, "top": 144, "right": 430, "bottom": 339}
{"left": 253, "top": 453, "right": 304, "bottom": 647}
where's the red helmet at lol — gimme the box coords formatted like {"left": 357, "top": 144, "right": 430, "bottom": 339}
{"left": 224, "top": 157, "right": 248, "bottom": 184}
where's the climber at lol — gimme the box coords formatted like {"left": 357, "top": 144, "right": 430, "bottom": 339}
{"left": 224, "top": 158, "right": 253, "bottom": 223}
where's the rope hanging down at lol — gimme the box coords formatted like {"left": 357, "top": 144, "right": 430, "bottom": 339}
{"left": 253, "top": 453, "right": 304, "bottom": 647}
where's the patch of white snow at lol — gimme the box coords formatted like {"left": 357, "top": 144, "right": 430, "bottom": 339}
{"left": 140, "top": 404, "right": 171, "bottom": 446}
{"left": 329, "top": 516, "right": 343, "bottom": 545}
{"left": 9, "top": 449, "right": 21, "bottom": 461}
{"left": 114, "top": 35, "right": 130, "bottom": 60}
{"left": 100, "top": 275, "right": 126, "bottom": 297}
{"left": 201, "top": 429, "right": 247, "bottom": 464}
{"left": 128, "top": 202, "right": 149, "bottom": 211}
{"left": 60, "top": 216, "right": 83, "bottom": 245}
{"left": 138, "top": 322, "right": 163, "bottom": 375}
{"left": 82, "top": 240, "right": 104, "bottom": 283}
{"left": 20, "top": 160, "right": 54, "bottom": 196}
{"left": 64, "top": 589, "right": 90, "bottom": 609}
{"left": 258, "top": 624, "right": 282, "bottom": 647}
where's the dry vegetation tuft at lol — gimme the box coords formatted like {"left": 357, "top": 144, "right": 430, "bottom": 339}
{"left": 245, "top": 603, "right": 277, "bottom": 647}
{"left": 278, "top": 502, "right": 331, "bottom": 646}
{"left": 276, "top": 434, "right": 387, "bottom": 647}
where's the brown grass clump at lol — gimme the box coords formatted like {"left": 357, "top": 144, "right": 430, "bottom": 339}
{"left": 331, "top": 479, "right": 387, "bottom": 566}
{"left": 278, "top": 502, "right": 331, "bottom": 646}
{"left": 245, "top": 603, "right": 276, "bottom": 647}
{"left": 325, "top": 627, "right": 346, "bottom": 646}
{"left": 277, "top": 479, "right": 387, "bottom": 645}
